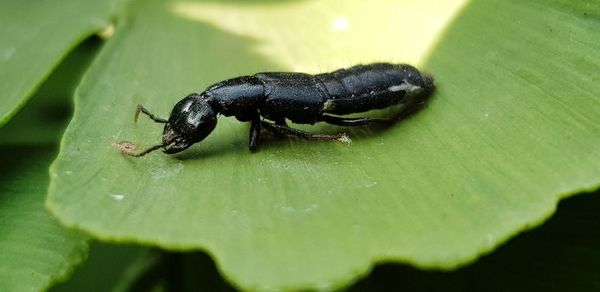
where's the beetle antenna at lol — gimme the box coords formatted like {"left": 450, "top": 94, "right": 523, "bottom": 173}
{"left": 134, "top": 104, "right": 168, "bottom": 124}
{"left": 113, "top": 141, "right": 166, "bottom": 157}
{"left": 126, "top": 143, "right": 165, "bottom": 157}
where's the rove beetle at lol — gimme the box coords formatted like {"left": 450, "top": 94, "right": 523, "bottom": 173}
{"left": 115, "top": 63, "right": 434, "bottom": 156}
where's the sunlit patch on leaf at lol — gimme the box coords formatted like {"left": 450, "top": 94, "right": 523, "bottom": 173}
{"left": 170, "top": 0, "right": 467, "bottom": 71}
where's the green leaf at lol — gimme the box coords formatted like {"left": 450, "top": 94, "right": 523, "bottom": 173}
{"left": 50, "top": 242, "right": 160, "bottom": 292}
{"left": 0, "top": 0, "right": 123, "bottom": 125}
{"left": 0, "top": 37, "right": 102, "bottom": 145}
{"left": 0, "top": 32, "right": 104, "bottom": 292}
{"left": 0, "top": 147, "right": 89, "bottom": 292}
{"left": 47, "top": 0, "right": 600, "bottom": 290}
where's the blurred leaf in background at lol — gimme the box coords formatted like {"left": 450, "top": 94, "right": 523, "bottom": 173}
{"left": 0, "top": 26, "right": 104, "bottom": 292}
{"left": 0, "top": 147, "right": 88, "bottom": 292}
{"left": 0, "top": 38, "right": 102, "bottom": 145}
{"left": 50, "top": 243, "right": 160, "bottom": 292}
{"left": 0, "top": 0, "right": 123, "bottom": 124}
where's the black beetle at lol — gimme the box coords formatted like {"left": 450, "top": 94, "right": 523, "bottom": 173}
{"left": 115, "top": 63, "right": 434, "bottom": 156}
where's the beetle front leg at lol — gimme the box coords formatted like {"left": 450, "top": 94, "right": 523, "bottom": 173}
{"left": 248, "top": 113, "right": 262, "bottom": 151}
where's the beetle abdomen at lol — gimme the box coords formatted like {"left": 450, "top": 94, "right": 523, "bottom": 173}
{"left": 315, "top": 63, "right": 433, "bottom": 115}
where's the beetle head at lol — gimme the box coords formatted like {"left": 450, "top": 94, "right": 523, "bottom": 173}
{"left": 162, "top": 93, "right": 217, "bottom": 154}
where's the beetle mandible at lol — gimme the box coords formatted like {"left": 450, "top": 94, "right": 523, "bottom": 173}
{"left": 115, "top": 63, "right": 434, "bottom": 156}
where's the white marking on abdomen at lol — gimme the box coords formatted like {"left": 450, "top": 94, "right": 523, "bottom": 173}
{"left": 388, "top": 82, "right": 422, "bottom": 94}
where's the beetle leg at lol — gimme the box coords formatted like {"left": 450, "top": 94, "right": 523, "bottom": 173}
{"left": 135, "top": 104, "right": 168, "bottom": 123}
{"left": 267, "top": 118, "right": 288, "bottom": 138}
{"left": 248, "top": 113, "right": 261, "bottom": 151}
{"left": 261, "top": 121, "right": 349, "bottom": 143}
{"left": 390, "top": 99, "right": 426, "bottom": 121}
{"left": 320, "top": 99, "right": 427, "bottom": 126}
{"left": 274, "top": 118, "right": 287, "bottom": 126}
{"left": 320, "top": 114, "right": 393, "bottom": 126}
